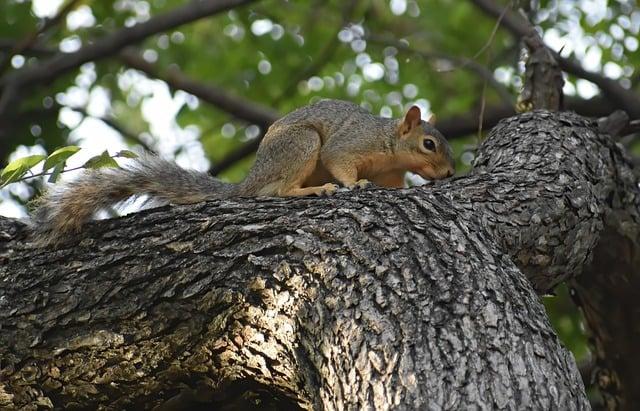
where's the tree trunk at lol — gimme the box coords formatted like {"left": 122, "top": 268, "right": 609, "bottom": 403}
{"left": 2, "top": 110, "right": 637, "bottom": 410}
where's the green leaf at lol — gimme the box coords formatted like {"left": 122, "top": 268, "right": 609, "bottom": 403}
{"left": 48, "top": 162, "right": 65, "bottom": 183}
{"left": 42, "top": 145, "right": 81, "bottom": 171}
{"left": 115, "top": 149, "right": 138, "bottom": 159}
{"left": 0, "top": 154, "right": 46, "bottom": 187}
{"left": 83, "top": 151, "right": 120, "bottom": 169}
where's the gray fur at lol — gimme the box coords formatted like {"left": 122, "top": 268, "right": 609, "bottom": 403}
{"left": 31, "top": 155, "right": 236, "bottom": 244}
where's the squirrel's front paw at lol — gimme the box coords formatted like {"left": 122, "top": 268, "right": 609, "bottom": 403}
{"left": 320, "top": 183, "right": 339, "bottom": 196}
{"left": 347, "top": 179, "right": 372, "bottom": 190}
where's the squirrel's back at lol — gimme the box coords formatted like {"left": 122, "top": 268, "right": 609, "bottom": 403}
{"left": 271, "top": 99, "right": 386, "bottom": 140}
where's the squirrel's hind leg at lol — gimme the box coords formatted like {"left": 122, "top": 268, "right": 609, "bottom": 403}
{"left": 276, "top": 127, "right": 339, "bottom": 196}
{"left": 248, "top": 126, "right": 337, "bottom": 197}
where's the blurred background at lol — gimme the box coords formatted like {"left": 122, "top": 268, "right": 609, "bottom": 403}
{"left": 1, "top": 0, "right": 639, "bottom": 404}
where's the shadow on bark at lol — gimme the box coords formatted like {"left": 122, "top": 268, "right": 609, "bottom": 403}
{"left": 1, "top": 111, "right": 637, "bottom": 409}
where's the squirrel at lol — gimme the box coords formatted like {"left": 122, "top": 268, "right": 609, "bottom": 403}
{"left": 31, "top": 99, "right": 455, "bottom": 244}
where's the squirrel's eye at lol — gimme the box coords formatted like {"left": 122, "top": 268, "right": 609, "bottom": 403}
{"left": 423, "top": 138, "right": 436, "bottom": 152}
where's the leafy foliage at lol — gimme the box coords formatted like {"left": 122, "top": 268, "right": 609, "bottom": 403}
{"left": 1, "top": 154, "right": 46, "bottom": 187}
{"left": 42, "top": 146, "right": 81, "bottom": 172}
{"left": 0, "top": 146, "right": 132, "bottom": 187}
{"left": 82, "top": 150, "right": 121, "bottom": 169}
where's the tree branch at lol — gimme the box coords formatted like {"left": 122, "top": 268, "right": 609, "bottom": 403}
{"left": 67, "top": 105, "right": 156, "bottom": 153}
{"left": 118, "top": 48, "right": 281, "bottom": 177}
{"left": 0, "top": 39, "right": 53, "bottom": 57}
{"left": 468, "top": 0, "right": 640, "bottom": 117}
{"left": 4, "top": 111, "right": 617, "bottom": 409}
{"left": 0, "top": 39, "right": 278, "bottom": 148}
{"left": 0, "top": 0, "right": 81, "bottom": 75}
{"left": 0, "top": 0, "right": 258, "bottom": 116}
{"left": 210, "top": 138, "right": 262, "bottom": 175}
{"left": 518, "top": 27, "right": 564, "bottom": 111}
{"left": 366, "top": 34, "right": 515, "bottom": 105}
{"left": 119, "top": 48, "right": 278, "bottom": 128}
{"left": 273, "top": 0, "right": 361, "bottom": 104}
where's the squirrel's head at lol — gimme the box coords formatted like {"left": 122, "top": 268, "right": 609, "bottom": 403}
{"left": 396, "top": 106, "right": 455, "bottom": 180}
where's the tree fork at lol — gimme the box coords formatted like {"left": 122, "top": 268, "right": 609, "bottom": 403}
{"left": 1, "top": 110, "right": 637, "bottom": 409}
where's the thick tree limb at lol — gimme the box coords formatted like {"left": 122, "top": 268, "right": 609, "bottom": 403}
{"left": 4, "top": 110, "right": 638, "bottom": 408}
{"left": 0, "top": 0, "right": 257, "bottom": 116}
{"left": 572, "top": 227, "right": 640, "bottom": 410}
{"left": 468, "top": 0, "right": 640, "bottom": 118}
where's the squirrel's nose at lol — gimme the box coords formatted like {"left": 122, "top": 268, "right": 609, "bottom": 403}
{"left": 447, "top": 167, "right": 455, "bottom": 177}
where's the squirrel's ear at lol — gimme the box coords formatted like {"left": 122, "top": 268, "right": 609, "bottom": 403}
{"left": 400, "top": 105, "right": 421, "bottom": 136}
{"left": 426, "top": 113, "right": 436, "bottom": 126}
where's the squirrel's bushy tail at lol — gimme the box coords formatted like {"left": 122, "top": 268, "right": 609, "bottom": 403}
{"left": 31, "top": 155, "right": 237, "bottom": 244}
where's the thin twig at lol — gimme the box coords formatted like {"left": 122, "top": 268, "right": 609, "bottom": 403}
{"left": 11, "top": 165, "right": 85, "bottom": 184}
{"left": 68, "top": 106, "right": 157, "bottom": 154}
{"left": 430, "top": 0, "right": 510, "bottom": 75}
{"left": 367, "top": 35, "right": 514, "bottom": 105}
{"left": 477, "top": 75, "right": 489, "bottom": 141}
{"left": 469, "top": 1, "right": 511, "bottom": 63}
{"left": 273, "top": 0, "right": 361, "bottom": 104}
{"left": 468, "top": 0, "right": 640, "bottom": 117}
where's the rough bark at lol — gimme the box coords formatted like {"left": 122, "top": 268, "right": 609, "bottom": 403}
{"left": 1, "top": 110, "right": 637, "bottom": 409}
{"left": 569, "top": 162, "right": 640, "bottom": 410}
